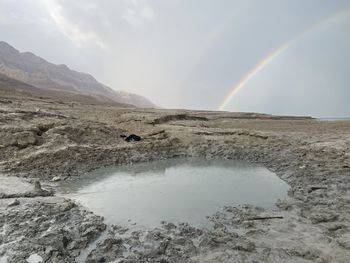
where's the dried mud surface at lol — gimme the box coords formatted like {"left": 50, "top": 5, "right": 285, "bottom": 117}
{"left": 0, "top": 95, "right": 350, "bottom": 262}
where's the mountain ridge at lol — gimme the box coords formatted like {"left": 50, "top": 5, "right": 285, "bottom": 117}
{"left": 0, "top": 41, "right": 156, "bottom": 108}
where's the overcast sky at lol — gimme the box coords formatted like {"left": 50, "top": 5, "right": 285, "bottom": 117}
{"left": 0, "top": 0, "right": 349, "bottom": 117}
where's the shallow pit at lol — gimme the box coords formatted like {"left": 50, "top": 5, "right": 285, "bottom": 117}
{"left": 59, "top": 158, "right": 289, "bottom": 228}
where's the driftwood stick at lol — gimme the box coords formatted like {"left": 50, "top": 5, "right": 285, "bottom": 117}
{"left": 245, "top": 216, "right": 283, "bottom": 221}
{"left": 309, "top": 186, "right": 327, "bottom": 191}
{"left": 148, "top": 130, "right": 166, "bottom": 136}
{"left": 308, "top": 186, "right": 328, "bottom": 193}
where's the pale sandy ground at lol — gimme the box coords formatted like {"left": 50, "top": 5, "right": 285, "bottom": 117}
{"left": 0, "top": 94, "right": 349, "bottom": 262}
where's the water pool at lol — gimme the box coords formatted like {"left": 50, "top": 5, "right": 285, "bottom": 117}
{"left": 59, "top": 158, "right": 289, "bottom": 228}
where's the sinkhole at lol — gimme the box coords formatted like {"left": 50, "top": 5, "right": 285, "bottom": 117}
{"left": 59, "top": 158, "right": 289, "bottom": 228}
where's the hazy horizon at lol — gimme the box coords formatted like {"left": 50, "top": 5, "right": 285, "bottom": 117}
{"left": 1, "top": 0, "right": 349, "bottom": 117}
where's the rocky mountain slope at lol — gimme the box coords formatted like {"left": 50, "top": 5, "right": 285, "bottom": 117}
{"left": 0, "top": 41, "right": 155, "bottom": 108}
{"left": 0, "top": 72, "right": 134, "bottom": 106}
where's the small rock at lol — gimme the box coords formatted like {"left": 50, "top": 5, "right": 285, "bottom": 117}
{"left": 338, "top": 239, "right": 350, "bottom": 250}
{"left": 337, "top": 234, "right": 350, "bottom": 250}
{"left": 51, "top": 176, "right": 62, "bottom": 182}
{"left": 234, "top": 239, "right": 256, "bottom": 252}
{"left": 7, "top": 199, "right": 20, "bottom": 207}
{"left": 288, "top": 246, "right": 322, "bottom": 260}
{"left": 16, "top": 131, "right": 38, "bottom": 148}
{"left": 34, "top": 181, "right": 42, "bottom": 191}
{"left": 45, "top": 246, "right": 54, "bottom": 255}
{"left": 310, "top": 212, "right": 338, "bottom": 224}
{"left": 32, "top": 180, "right": 53, "bottom": 196}
{"left": 26, "top": 254, "right": 43, "bottom": 263}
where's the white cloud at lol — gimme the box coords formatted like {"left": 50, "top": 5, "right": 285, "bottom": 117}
{"left": 122, "top": 0, "right": 155, "bottom": 28}
{"left": 43, "top": 0, "right": 106, "bottom": 49}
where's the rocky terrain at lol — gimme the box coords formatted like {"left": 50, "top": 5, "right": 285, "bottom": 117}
{"left": 0, "top": 41, "right": 155, "bottom": 108}
{"left": 0, "top": 92, "right": 349, "bottom": 262}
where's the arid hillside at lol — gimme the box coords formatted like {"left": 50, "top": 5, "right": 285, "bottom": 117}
{"left": 0, "top": 41, "right": 156, "bottom": 108}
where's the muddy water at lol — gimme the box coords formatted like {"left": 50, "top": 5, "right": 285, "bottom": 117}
{"left": 59, "top": 158, "right": 289, "bottom": 228}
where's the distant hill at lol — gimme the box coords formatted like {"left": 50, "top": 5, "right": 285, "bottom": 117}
{"left": 0, "top": 72, "right": 134, "bottom": 106}
{"left": 0, "top": 41, "right": 156, "bottom": 108}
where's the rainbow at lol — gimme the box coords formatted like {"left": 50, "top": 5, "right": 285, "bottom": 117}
{"left": 218, "top": 8, "right": 350, "bottom": 111}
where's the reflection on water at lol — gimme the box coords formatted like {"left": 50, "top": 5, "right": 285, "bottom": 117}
{"left": 59, "top": 158, "right": 289, "bottom": 228}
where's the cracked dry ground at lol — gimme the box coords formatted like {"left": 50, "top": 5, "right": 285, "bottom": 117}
{"left": 0, "top": 95, "right": 349, "bottom": 262}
